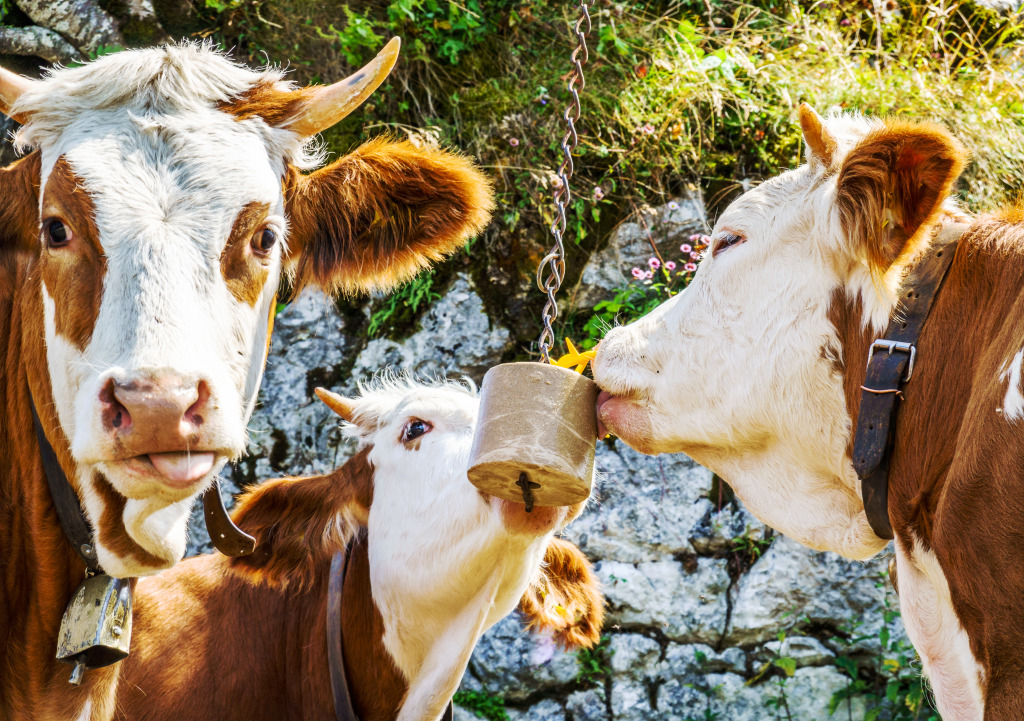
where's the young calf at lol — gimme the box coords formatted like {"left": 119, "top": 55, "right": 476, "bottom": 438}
{"left": 116, "top": 378, "right": 602, "bottom": 721}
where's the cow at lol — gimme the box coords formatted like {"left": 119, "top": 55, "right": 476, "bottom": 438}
{"left": 592, "top": 105, "right": 1024, "bottom": 719}
{"left": 0, "top": 41, "right": 493, "bottom": 720}
{"left": 114, "top": 377, "right": 603, "bottom": 721}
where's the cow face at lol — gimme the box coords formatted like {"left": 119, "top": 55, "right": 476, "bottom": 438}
{"left": 593, "top": 106, "right": 966, "bottom": 558}
{"left": 0, "top": 42, "right": 493, "bottom": 577}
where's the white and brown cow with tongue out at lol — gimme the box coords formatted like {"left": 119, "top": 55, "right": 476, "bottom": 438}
{"left": 0, "top": 41, "right": 492, "bottom": 720}
{"left": 594, "top": 106, "right": 1024, "bottom": 718}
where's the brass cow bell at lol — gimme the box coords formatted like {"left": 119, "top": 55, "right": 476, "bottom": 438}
{"left": 468, "top": 362, "right": 599, "bottom": 510}
{"left": 56, "top": 574, "right": 133, "bottom": 685}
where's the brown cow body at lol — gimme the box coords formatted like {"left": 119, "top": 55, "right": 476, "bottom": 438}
{"left": 0, "top": 42, "right": 492, "bottom": 720}
{"left": 116, "top": 380, "right": 602, "bottom": 721}
{"left": 593, "top": 107, "right": 1024, "bottom": 718}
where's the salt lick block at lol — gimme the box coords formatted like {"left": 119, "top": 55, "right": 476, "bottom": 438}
{"left": 468, "top": 362, "right": 599, "bottom": 507}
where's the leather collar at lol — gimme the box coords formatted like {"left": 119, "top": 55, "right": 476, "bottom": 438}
{"left": 853, "top": 223, "right": 967, "bottom": 539}
{"left": 328, "top": 536, "right": 454, "bottom": 721}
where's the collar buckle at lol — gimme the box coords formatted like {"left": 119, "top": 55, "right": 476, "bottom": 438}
{"left": 867, "top": 339, "right": 917, "bottom": 382}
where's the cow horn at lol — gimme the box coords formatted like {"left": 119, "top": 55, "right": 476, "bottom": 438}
{"left": 289, "top": 37, "right": 400, "bottom": 137}
{"left": 0, "top": 65, "right": 34, "bottom": 123}
{"left": 315, "top": 387, "right": 357, "bottom": 422}
{"left": 798, "top": 103, "right": 837, "bottom": 169}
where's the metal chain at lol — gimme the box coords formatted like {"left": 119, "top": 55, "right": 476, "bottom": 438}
{"left": 536, "top": 0, "right": 592, "bottom": 363}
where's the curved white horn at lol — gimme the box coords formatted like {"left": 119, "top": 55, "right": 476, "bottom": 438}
{"left": 289, "top": 37, "right": 401, "bottom": 137}
{"left": 0, "top": 65, "right": 33, "bottom": 123}
{"left": 315, "top": 387, "right": 357, "bottom": 422}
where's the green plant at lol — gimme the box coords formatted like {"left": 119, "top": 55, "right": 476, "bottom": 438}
{"left": 575, "top": 634, "right": 613, "bottom": 686}
{"left": 730, "top": 528, "right": 775, "bottom": 570}
{"left": 829, "top": 573, "right": 940, "bottom": 721}
{"left": 684, "top": 649, "right": 724, "bottom": 721}
{"left": 366, "top": 272, "right": 443, "bottom": 338}
{"left": 315, "top": 6, "right": 384, "bottom": 65}
{"left": 748, "top": 629, "right": 798, "bottom": 721}
{"left": 453, "top": 689, "right": 509, "bottom": 721}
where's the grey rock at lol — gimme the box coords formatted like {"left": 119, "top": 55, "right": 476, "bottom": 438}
{"left": 659, "top": 643, "right": 747, "bottom": 678}
{"left": 756, "top": 636, "right": 835, "bottom": 668}
{"left": 975, "top": 0, "right": 1023, "bottom": 13}
{"left": 469, "top": 614, "right": 580, "bottom": 702}
{"left": 351, "top": 274, "right": 510, "bottom": 383}
{"left": 452, "top": 707, "right": 478, "bottom": 721}
{"left": 599, "top": 558, "right": 730, "bottom": 644}
{"left": 608, "top": 634, "right": 660, "bottom": 678}
{"left": 727, "top": 535, "right": 894, "bottom": 647}
{"left": 565, "top": 689, "right": 609, "bottom": 721}
{"left": 689, "top": 501, "right": 768, "bottom": 556}
{"left": 609, "top": 679, "right": 657, "bottom": 720}
{"left": 562, "top": 443, "right": 714, "bottom": 563}
{"left": 571, "top": 192, "right": 707, "bottom": 310}
{"left": 507, "top": 699, "right": 565, "bottom": 721}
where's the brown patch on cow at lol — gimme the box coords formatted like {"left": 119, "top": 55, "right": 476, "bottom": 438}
{"left": 0, "top": 151, "right": 41, "bottom": 254}
{"left": 38, "top": 156, "right": 105, "bottom": 352}
{"left": 518, "top": 537, "right": 604, "bottom": 649}
{"left": 230, "top": 446, "right": 374, "bottom": 589}
{"left": 829, "top": 213, "right": 1024, "bottom": 695}
{"left": 283, "top": 137, "right": 495, "bottom": 296}
{"left": 92, "top": 472, "right": 169, "bottom": 570}
{"left": 218, "top": 81, "right": 313, "bottom": 127}
{"left": 836, "top": 120, "right": 967, "bottom": 282}
{"left": 220, "top": 201, "right": 271, "bottom": 307}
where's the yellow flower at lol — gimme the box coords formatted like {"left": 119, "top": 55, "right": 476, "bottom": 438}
{"left": 552, "top": 337, "right": 596, "bottom": 374}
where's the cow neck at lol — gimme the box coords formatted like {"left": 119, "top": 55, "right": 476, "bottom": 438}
{"left": 0, "top": 259, "right": 116, "bottom": 718}
{"left": 830, "top": 219, "right": 997, "bottom": 550}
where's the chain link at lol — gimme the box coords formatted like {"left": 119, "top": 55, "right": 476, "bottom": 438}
{"left": 536, "top": 0, "right": 592, "bottom": 363}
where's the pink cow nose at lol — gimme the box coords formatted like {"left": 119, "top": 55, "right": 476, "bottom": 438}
{"left": 99, "top": 373, "right": 216, "bottom": 485}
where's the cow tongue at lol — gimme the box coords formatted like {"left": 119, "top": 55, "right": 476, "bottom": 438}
{"left": 148, "top": 452, "right": 215, "bottom": 485}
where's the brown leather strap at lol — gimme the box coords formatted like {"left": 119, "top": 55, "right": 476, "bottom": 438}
{"left": 203, "top": 480, "right": 256, "bottom": 557}
{"left": 29, "top": 396, "right": 101, "bottom": 571}
{"left": 327, "top": 536, "right": 454, "bottom": 721}
{"left": 853, "top": 223, "right": 966, "bottom": 539}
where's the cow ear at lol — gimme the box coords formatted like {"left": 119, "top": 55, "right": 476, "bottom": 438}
{"left": 518, "top": 537, "right": 604, "bottom": 650}
{"left": 229, "top": 447, "right": 373, "bottom": 589}
{"left": 0, "top": 151, "right": 41, "bottom": 254}
{"left": 835, "top": 120, "right": 967, "bottom": 275}
{"left": 283, "top": 138, "right": 494, "bottom": 296}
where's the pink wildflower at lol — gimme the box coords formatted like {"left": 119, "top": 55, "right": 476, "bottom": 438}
{"left": 509, "top": 137, "right": 520, "bottom": 147}
{"left": 645, "top": 270, "right": 654, "bottom": 279}
{"left": 648, "top": 257, "right": 661, "bottom": 270}
{"left": 631, "top": 267, "right": 644, "bottom": 279}
{"left": 665, "top": 261, "right": 677, "bottom": 271}
{"left": 641, "top": 123, "right": 656, "bottom": 135}
{"left": 684, "top": 262, "right": 697, "bottom": 272}
{"left": 690, "top": 251, "right": 701, "bottom": 260}
{"left": 593, "top": 186, "right": 605, "bottom": 201}
{"left": 680, "top": 243, "right": 692, "bottom": 253}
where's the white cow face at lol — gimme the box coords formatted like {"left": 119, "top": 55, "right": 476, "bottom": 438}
{"left": 0, "top": 43, "right": 493, "bottom": 577}
{"left": 594, "top": 106, "right": 966, "bottom": 558}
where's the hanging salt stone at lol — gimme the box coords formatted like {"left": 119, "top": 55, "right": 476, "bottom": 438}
{"left": 468, "top": 362, "right": 599, "bottom": 508}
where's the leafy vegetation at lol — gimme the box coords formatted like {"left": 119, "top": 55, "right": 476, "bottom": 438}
{"left": 453, "top": 689, "right": 510, "bottom": 721}
{"left": 575, "top": 634, "right": 613, "bottom": 686}
{"left": 366, "top": 272, "right": 444, "bottom": 338}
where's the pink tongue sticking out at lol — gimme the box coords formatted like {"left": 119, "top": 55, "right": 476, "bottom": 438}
{"left": 148, "top": 452, "right": 215, "bottom": 485}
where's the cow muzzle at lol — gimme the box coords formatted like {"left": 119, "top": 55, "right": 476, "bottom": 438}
{"left": 93, "top": 370, "right": 229, "bottom": 496}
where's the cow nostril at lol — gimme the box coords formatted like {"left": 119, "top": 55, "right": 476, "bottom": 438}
{"left": 185, "top": 380, "right": 211, "bottom": 427}
{"left": 100, "top": 379, "right": 132, "bottom": 433}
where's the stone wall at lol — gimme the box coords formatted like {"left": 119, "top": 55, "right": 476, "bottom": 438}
{"left": 186, "top": 199, "right": 910, "bottom": 721}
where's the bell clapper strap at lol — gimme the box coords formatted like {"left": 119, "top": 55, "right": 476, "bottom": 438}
{"left": 852, "top": 223, "right": 966, "bottom": 540}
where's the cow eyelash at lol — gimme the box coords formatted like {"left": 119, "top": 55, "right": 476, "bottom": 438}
{"left": 712, "top": 232, "right": 745, "bottom": 257}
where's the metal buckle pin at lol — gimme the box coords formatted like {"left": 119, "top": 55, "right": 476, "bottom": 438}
{"left": 866, "top": 339, "right": 917, "bottom": 382}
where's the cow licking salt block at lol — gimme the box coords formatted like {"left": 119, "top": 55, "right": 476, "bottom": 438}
{"left": 468, "top": 361, "right": 599, "bottom": 507}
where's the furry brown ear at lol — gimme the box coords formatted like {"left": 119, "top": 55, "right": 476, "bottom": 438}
{"left": 836, "top": 120, "right": 967, "bottom": 273}
{"left": 0, "top": 151, "right": 41, "bottom": 254}
{"left": 518, "top": 537, "right": 603, "bottom": 649}
{"left": 283, "top": 138, "right": 494, "bottom": 296}
{"left": 229, "top": 447, "right": 374, "bottom": 589}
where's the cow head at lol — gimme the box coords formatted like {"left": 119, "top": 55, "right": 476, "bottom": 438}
{"left": 230, "top": 378, "right": 601, "bottom": 703}
{"left": 593, "top": 106, "right": 966, "bottom": 559}
{"left": 0, "top": 42, "right": 493, "bottom": 577}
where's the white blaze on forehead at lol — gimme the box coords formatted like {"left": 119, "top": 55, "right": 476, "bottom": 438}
{"left": 998, "top": 349, "right": 1024, "bottom": 422}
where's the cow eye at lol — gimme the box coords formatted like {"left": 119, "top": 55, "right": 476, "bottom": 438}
{"left": 251, "top": 227, "right": 277, "bottom": 255}
{"left": 713, "top": 232, "right": 745, "bottom": 257}
{"left": 45, "top": 219, "right": 72, "bottom": 248}
{"left": 401, "top": 419, "right": 432, "bottom": 444}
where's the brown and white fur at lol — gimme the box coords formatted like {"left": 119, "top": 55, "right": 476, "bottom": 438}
{"left": 116, "top": 378, "right": 603, "bottom": 721}
{"left": 594, "top": 105, "right": 1024, "bottom": 719}
{"left": 0, "top": 43, "right": 492, "bottom": 720}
